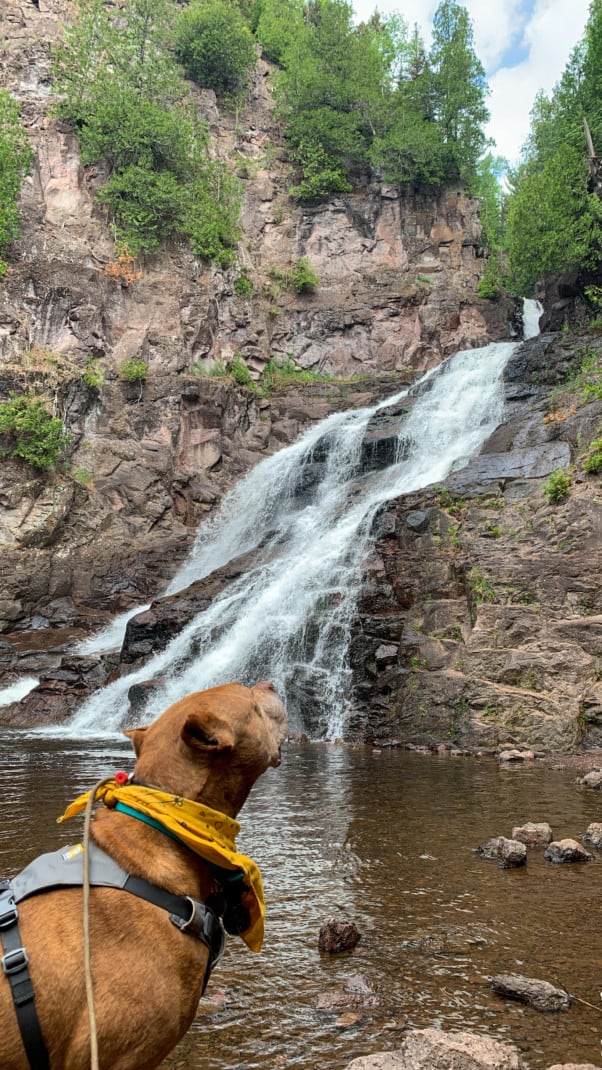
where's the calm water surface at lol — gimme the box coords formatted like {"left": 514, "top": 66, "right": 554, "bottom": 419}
{"left": 1, "top": 735, "right": 601, "bottom": 1069}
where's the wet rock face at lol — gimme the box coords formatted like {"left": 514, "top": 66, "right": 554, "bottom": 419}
{"left": 0, "top": 0, "right": 509, "bottom": 644}
{"left": 348, "top": 330, "right": 602, "bottom": 752}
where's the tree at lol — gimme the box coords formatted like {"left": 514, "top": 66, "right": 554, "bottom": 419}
{"left": 254, "top": 0, "right": 303, "bottom": 64}
{"left": 0, "top": 90, "right": 33, "bottom": 272}
{"left": 429, "top": 0, "right": 490, "bottom": 183}
{"left": 52, "top": 0, "right": 241, "bottom": 262}
{"left": 174, "top": 0, "right": 257, "bottom": 97}
{"left": 505, "top": 0, "right": 602, "bottom": 291}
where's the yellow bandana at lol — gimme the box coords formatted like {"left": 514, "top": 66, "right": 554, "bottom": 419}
{"left": 58, "top": 781, "right": 265, "bottom": 952}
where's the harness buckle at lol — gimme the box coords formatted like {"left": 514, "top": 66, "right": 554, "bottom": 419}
{"left": 2, "top": 946, "right": 29, "bottom": 976}
{"left": 0, "top": 892, "right": 18, "bottom": 931}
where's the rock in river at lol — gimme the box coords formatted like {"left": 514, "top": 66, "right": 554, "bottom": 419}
{"left": 491, "top": 973, "right": 570, "bottom": 1012}
{"left": 544, "top": 838, "right": 594, "bottom": 864}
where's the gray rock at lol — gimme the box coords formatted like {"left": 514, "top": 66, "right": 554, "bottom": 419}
{"left": 547, "top": 1064, "right": 602, "bottom": 1069}
{"left": 578, "top": 770, "right": 602, "bottom": 789}
{"left": 499, "top": 749, "right": 535, "bottom": 762}
{"left": 491, "top": 973, "right": 570, "bottom": 1012}
{"left": 544, "top": 838, "right": 594, "bottom": 864}
{"left": 477, "top": 836, "right": 527, "bottom": 868}
{"left": 511, "top": 821, "right": 553, "bottom": 846}
{"left": 316, "top": 972, "right": 378, "bottom": 1013}
{"left": 344, "top": 1028, "right": 525, "bottom": 1068}
{"left": 583, "top": 822, "right": 602, "bottom": 850}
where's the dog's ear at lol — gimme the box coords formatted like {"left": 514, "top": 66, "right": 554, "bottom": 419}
{"left": 123, "top": 726, "right": 148, "bottom": 757}
{"left": 181, "top": 710, "right": 235, "bottom": 754}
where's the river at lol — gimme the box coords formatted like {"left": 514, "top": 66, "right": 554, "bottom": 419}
{"left": 2, "top": 732, "right": 601, "bottom": 1069}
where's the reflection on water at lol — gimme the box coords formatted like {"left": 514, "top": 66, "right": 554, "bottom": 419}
{"left": 1, "top": 735, "right": 601, "bottom": 1068}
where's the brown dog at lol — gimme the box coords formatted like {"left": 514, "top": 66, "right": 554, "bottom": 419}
{"left": 0, "top": 681, "right": 287, "bottom": 1070}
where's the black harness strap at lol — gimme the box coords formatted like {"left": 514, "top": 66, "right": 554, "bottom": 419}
{"left": 0, "top": 882, "right": 50, "bottom": 1070}
{"left": 0, "top": 861, "right": 225, "bottom": 1070}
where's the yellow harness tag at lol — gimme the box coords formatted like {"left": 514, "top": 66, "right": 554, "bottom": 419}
{"left": 61, "top": 844, "right": 84, "bottom": 862}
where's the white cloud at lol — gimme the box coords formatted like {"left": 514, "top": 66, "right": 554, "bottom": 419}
{"left": 352, "top": 0, "right": 591, "bottom": 163}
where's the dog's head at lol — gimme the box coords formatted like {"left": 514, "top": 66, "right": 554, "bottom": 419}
{"left": 123, "top": 682, "right": 288, "bottom": 815}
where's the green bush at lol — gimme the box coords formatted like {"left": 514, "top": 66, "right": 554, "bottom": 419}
{"left": 291, "top": 256, "right": 319, "bottom": 293}
{"left": 83, "top": 357, "right": 104, "bottom": 390}
{"left": 119, "top": 358, "right": 148, "bottom": 383}
{"left": 234, "top": 273, "right": 254, "bottom": 298}
{"left": 230, "top": 354, "right": 253, "bottom": 386}
{"left": 174, "top": 0, "right": 257, "bottom": 97}
{"left": 52, "top": 0, "right": 241, "bottom": 265}
{"left": 583, "top": 438, "right": 602, "bottom": 474}
{"left": 543, "top": 468, "right": 572, "bottom": 504}
{"left": 0, "top": 394, "right": 71, "bottom": 469}
{"left": 476, "top": 253, "right": 503, "bottom": 300}
{"left": 0, "top": 90, "right": 33, "bottom": 270}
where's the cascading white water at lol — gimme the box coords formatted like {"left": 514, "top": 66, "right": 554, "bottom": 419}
{"left": 61, "top": 340, "right": 515, "bottom": 740}
{"left": 0, "top": 676, "right": 39, "bottom": 707}
{"left": 523, "top": 297, "right": 543, "bottom": 340}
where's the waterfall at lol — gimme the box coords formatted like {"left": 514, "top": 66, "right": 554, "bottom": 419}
{"left": 522, "top": 298, "right": 543, "bottom": 339}
{"left": 62, "top": 341, "right": 515, "bottom": 740}
{"left": 0, "top": 676, "right": 39, "bottom": 707}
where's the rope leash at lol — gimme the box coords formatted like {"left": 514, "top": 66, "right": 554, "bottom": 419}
{"left": 82, "top": 777, "right": 115, "bottom": 1070}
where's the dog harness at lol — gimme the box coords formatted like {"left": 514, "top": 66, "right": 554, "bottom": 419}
{"left": 0, "top": 841, "right": 225, "bottom": 1070}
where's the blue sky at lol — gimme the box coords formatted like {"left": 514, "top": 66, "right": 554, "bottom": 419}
{"left": 352, "top": 0, "right": 592, "bottom": 163}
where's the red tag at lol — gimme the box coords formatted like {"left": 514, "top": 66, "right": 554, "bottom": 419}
{"left": 114, "top": 771, "right": 129, "bottom": 786}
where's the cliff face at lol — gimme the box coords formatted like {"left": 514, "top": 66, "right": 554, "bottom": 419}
{"left": 0, "top": 0, "right": 511, "bottom": 636}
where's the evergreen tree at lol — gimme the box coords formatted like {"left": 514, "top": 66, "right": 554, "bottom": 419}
{"left": 429, "top": 0, "right": 490, "bottom": 182}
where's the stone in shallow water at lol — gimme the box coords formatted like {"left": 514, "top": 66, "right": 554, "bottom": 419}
{"left": 544, "top": 838, "right": 593, "bottom": 864}
{"left": 583, "top": 822, "right": 602, "bottom": 850}
{"left": 344, "top": 1027, "right": 525, "bottom": 1068}
{"left": 577, "top": 770, "right": 602, "bottom": 789}
{"left": 511, "top": 821, "right": 553, "bottom": 846}
{"left": 491, "top": 973, "right": 570, "bottom": 1012}
{"left": 318, "top": 917, "right": 361, "bottom": 952}
{"left": 476, "top": 836, "right": 527, "bottom": 868}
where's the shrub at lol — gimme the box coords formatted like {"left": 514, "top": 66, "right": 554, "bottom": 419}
{"left": 583, "top": 438, "right": 602, "bottom": 474}
{"left": 119, "top": 358, "right": 148, "bottom": 384}
{"left": 174, "top": 1, "right": 257, "bottom": 97}
{"left": 230, "top": 354, "right": 253, "bottom": 386}
{"left": 476, "top": 253, "right": 503, "bottom": 300}
{"left": 291, "top": 256, "right": 319, "bottom": 294}
{"left": 83, "top": 357, "right": 104, "bottom": 390}
{"left": 234, "top": 273, "right": 253, "bottom": 298}
{"left": 543, "top": 468, "right": 572, "bottom": 503}
{"left": 0, "top": 90, "right": 33, "bottom": 270}
{"left": 0, "top": 394, "right": 71, "bottom": 469}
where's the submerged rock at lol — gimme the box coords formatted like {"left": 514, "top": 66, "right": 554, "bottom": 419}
{"left": 344, "top": 1027, "right": 525, "bottom": 1068}
{"left": 491, "top": 973, "right": 570, "bottom": 1012}
{"left": 476, "top": 836, "right": 527, "bottom": 868}
{"left": 544, "top": 838, "right": 594, "bottom": 864}
{"left": 316, "top": 973, "right": 378, "bottom": 1014}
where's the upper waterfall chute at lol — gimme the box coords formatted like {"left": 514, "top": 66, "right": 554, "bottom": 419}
{"left": 60, "top": 340, "right": 515, "bottom": 741}
{"left": 522, "top": 298, "right": 543, "bottom": 339}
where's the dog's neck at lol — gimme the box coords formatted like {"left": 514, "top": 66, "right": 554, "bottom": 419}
{"left": 91, "top": 808, "right": 217, "bottom": 900}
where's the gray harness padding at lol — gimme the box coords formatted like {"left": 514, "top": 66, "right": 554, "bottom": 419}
{"left": 10, "top": 841, "right": 129, "bottom": 903}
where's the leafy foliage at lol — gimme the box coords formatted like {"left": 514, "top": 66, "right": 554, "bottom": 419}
{"left": 505, "top": 0, "right": 602, "bottom": 291}
{"left": 52, "top": 0, "right": 241, "bottom": 262}
{"left": 0, "top": 394, "right": 71, "bottom": 470}
{"left": 0, "top": 90, "right": 33, "bottom": 270}
{"left": 272, "top": 0, "right": 490, "bottom": 200}
{"left": 543, "top": 468, "right": 572, "bottom": 504}
{"left": 174, "top": 1, "right": 257, "bottom": 97}
{"left": 119, "top": 358, "right": 149, "bottom": 383}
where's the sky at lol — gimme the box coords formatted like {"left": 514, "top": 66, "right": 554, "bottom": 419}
{"left": 352, "top": 0, "right": 592, "bottom": 164}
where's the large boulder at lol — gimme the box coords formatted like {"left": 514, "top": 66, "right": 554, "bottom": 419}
{"left": 344, "top": 1028, "right": 525, "bottom": 1069}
